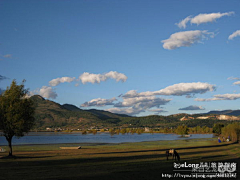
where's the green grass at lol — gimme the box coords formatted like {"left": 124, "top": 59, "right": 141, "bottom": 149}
{"left": 0, "top": 139, "right": 239, "bottom": 180}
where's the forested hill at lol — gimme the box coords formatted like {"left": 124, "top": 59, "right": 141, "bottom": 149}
{"left": 30, "top": 95, "right": 239, "bottom": 130}
{"left": 31, "top": 95, "right": 129, "bottom": 130}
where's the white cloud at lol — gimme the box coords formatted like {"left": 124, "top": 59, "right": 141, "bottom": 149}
{"left": 82, "top": 82, "right": 215, "bottom": 116}
{"left": 155, "top": 82, "right": 216, "bottom": 96}
{"left": 162, "top": 30, "right": 214, "bottom": 50}
{"left": 122, "top": 90, "right": 140, "bottom": 98}
{"left": 227, "top": 77, "right": 240, "bottom": 80}
{"left": 115, "top": 96, "right": 171, "bottom": 109}
{"left": 233, "top": 81, "right": 240, "bottom": 85}
{"left": 78, "top": 71, "right": 127, "bottom": 84}
{"left": 176, "top": 16, "right": 192, "bottom": 29}
{"left": 81, "top": 97, "right": 117, "bottom": 107}
{"left": 195, "top": 93, "right": 240, "bottom": 102}
{"left": 227, "top": 77, "right": 240, "bottom": 86}
{"left": 48, "top": 71, "right": 127, "bottom": 87}
{"left": 191, "top": 12, "right": 234, "bottom": 25}
{"left": 82, "top": 93, "right": 171, "bottom": 116}
{"left": 107, "top": 92, "right": 171, "bottom": 116}
{"left": 123, "top": 82, "right": 216, "bottom": 98}
{"left": 176, "top": 12, "right": 234, "bottom": 29}
{"left": 49, "top": 77, "right": 76, "bottom": 86}
{"left": 39, "top": 86, "right": 58, "bottom": 99}
{"left": 104, "top": 71, "right": 128, "bottom": 82}
{"left": 29, "top": 86, "right": 57, "bottom": 99}
{"left": 107, "top": 100, "right": 169, "bottom": 115}
{"left": 228, "top": 30, "right": 240, "bottom": 40}
{"left": 106, "top": 107, "right": 145, "bottom": 116}
{"left": 179, "top": 105, "right": 205, "bottom": 110}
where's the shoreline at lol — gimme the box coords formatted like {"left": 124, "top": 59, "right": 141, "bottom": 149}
{"left": 0, "top": 137, "right": 216, "bottom": 147}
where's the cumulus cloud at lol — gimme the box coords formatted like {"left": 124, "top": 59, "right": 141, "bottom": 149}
{"left": 179, "top": 105, "right": 205, "bottom": 110}
{"left": 115, "top": 96, "right": 171, "bottom": 108}
{"left": 82, "top": 95, "right": 171, "bottom": 115}
{"left": 156, "top": 82, "right": 216, "bottom": 96}
{"left": 228, "top": 30, "right": 240, "bottom": 40}
{"left": 162, "top": 30, "right": 214, "bottom": 50}
{"left": 106, "top": 107, "right": 145, "bottom": 116}
{"left": 107, "top": 102, "right": 169, "bottom": 116}
{"left": 191, "top": 12, "right": 234, "bottom": 25}
{"left": 113, "top": 95, "right": 171, "bottom": 116}
{"left": 29, "top": 86, "right": 57, "bottom": 99}
{"left": 82, "top": 82, "right": 215, "bottom": 116}
{"left": 49, "top": 77, "right": 76, "bottom": 86}
{"left": 78, "top": 71, "right": 127, "bottom": 84}
{"left": 195, "top": 93, "right": 240, "bottom": 102}
{"left": 39, "top": 86, "right": 58, "bottom": 99}
{"left": 81, "top": 97, "right": 117, "bottom": 107}
{"left": 176, "top": 12, "right": 234, "bottom": 29}
{"left": 48, "top": 71, "right": 127, "bottom": 87}
{"left": 123, "top": 82, "right": 216, "bottom": 98}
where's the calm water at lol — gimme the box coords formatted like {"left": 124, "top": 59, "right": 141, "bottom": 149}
{"left": 0, "top": 132, "right": 213, "bottom": 145}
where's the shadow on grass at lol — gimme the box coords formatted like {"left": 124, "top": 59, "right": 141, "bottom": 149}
{"left": 1, "top": 155, "right": 53, "bottom": 159}
{"left": 1, "top": 143, "right": 239, "bottom": 180}
{"left": 23, "top": 147, "right": 231, "bottom": 167}
{"left": 40, "top": 156, "right": 240, "bottom": 180}
{"left": 94, "top": 142, "right": 237, "bottom": 155}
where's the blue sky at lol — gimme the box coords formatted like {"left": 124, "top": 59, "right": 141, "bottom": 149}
{"left": 1, "top": 0, "right": 240, "bottom": 116}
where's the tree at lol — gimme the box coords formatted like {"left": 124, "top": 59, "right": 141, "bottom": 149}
{"left": 221, "top": 123, "right": 240, "bottom": 142}
{"left": 176, "top": 125, "right": 189, "bottom": 136}
{"left": 213, "top": 123, "right": 224, "bottom": 135}
{"left": 0, "top": 80, "right": 35, "bottom": 156}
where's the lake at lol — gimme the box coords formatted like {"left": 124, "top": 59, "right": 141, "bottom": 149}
{"left": 0, "top": 132, "right": 214, "bottom": 145}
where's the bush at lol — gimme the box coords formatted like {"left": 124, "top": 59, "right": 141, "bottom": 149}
{"left": 221, "top": 123, "right": 240, "bottom": 142}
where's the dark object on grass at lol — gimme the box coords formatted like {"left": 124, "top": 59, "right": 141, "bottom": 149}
{"left": 166, "top": 149, "right": 180, "bottom": 161}
{"left": 0, "top": 147, "right": 6, "bottom": 152}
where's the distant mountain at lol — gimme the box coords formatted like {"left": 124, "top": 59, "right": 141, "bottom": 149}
{"left": 87, "top": 109, "right": 130, "bottom": 119}
{"left": 29, "top": 95, "right": 239, "bottom": 130}
{"left": 62, "top": 103, "right": 129, "bottom": 119}
{"left": 204, "top": 110, "right": 240, "bottom": 116}
{"left": 62, "top": 104, "right": 83, "bottom": 111}
{"left": 30, "top": 95, "right": 124, "bottom": 130}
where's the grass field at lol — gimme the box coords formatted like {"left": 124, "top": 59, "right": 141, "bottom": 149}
{"left": 0, "top": 139, "right": 239, "bottom": 180}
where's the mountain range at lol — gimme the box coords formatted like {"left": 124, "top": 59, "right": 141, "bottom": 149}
{"left": 204, "top": 110, "right": 240, "bottom": 116}
{"left": 30, "top": 95, "right": 240, "bottom": 130}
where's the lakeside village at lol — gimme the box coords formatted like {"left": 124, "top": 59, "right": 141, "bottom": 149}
{"left": 43, "top": 113, "right": 240, "bottom": 132}
{"left": 42, "top": 116, "right": 240, "bottom": 142}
